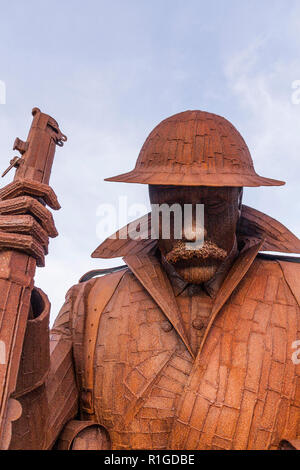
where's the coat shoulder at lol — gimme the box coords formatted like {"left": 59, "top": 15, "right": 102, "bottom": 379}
{"left": 252, "top": 254, "right": 300, "bottom": 306}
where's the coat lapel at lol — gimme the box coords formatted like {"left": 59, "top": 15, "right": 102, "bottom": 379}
{"left": 169, "top": 240, "right": 264, "bottom": 448}
{"left": 196, "top": 241, "right": 264, "bottom": 358}
{"left": 124, "top": 253, "right": 195, "bottom": 359}
{"left": 124, "top": 243, "right": 265, "bottom": 442}
{"left": 125, "top": 242, "right": 263, "bottom": 363}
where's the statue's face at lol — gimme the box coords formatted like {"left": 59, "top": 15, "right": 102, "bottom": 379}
{"left": 149, "top": 185, "right": 242, "bottom": 284}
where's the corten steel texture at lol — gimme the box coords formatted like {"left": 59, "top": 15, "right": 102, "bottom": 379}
{"left": 4, "top": 109, "right": 300, "bottom": 450}
{"left": 0, "top": 108, "right": 66, "bottom": 449}
{"left": 8, "top": 210, "right": 300, "bottom": 450}
{"left": 9, "top": 241, "right": 300, "bottom": 450}
{"left": 105, "top": 110, "right": 285, "bottom": 187}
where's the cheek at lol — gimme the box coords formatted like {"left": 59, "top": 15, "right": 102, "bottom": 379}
{"left": 206, "top": 208, "right": 238, "bottom": 250}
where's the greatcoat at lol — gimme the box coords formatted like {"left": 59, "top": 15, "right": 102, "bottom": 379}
{"left": 9, "top": 205, "right": 300, "bottom": 450}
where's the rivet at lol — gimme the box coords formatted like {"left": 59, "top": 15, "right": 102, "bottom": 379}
{"left": 161, "top": 321, "right": 173, "bottom": 332}
{"left": 192, "top": 318, "right": 205, "bottom": 330}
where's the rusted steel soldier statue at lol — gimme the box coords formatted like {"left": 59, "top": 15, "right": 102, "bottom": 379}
{"left": 1, "top": 110, "right": 300, "bottom": 450}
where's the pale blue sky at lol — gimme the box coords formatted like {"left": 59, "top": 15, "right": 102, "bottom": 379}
{"left": 0, "top": 0, "right": 300, "bottom": 322}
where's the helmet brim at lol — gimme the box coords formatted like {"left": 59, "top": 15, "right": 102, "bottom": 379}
{"left": 105, "top": 170, "right": 285, "bottom": 187}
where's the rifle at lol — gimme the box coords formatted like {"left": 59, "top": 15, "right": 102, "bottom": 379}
{"left": 0, "top": 108, "right": 66, "bottom": 449}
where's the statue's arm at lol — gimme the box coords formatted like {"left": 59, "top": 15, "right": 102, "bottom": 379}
{"left": 0, "top": 175, "right": 80, "bottom": 449}
{"left": 9, "top": 286, "right": 79, "bottom": 450}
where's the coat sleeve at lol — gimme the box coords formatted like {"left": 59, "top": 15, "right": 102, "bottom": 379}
{"left": 9, "top": 285, "right": 79, "bottom": 450}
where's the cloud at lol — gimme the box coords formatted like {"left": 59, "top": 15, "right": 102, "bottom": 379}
{"left": 224, "top": 29, "right": 300, "bottom": 238}
{"left": 1, "top": 0, "right": 300, "bottom": 325}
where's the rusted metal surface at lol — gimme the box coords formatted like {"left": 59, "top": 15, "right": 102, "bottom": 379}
{"left": 3, "top": 109, "right": 300, "bottom": 450}
{"left": 105, "top": 110, "right": 285, "bottom": 187}
{"left": 0, "top": 108, "right": 66, "bottom": 449}
{"left": 92, "top": 204, "right": 300, "bottom": 259}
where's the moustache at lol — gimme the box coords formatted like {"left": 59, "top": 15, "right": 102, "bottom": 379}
{"left": 165, "top": 240, "right": 227, "bottom": 265}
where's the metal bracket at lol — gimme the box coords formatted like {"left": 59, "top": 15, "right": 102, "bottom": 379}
{"left": 1, "top": 156, "right": 22, "bottom": 178}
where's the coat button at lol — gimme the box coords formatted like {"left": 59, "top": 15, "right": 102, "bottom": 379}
{"left": 192, "top": 318, "right": 205, "bottom": 330}
{"left": 161, "top": 321, "right": 173, "bottom": 332}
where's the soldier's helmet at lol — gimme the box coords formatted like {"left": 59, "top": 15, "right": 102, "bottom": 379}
{"left": 105, "top": 110, "right": 285, "bottom": 187}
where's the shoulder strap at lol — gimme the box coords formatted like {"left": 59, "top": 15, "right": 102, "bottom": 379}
{"left": 79, "top": 265, "right": 127, "bottom": 283}
{"left": 80, "top": 269, "right": 127, "bottom": 416}
{"left": 258, "top": 253, "right": 300, "bottom": 263}
{"left": 278, "top": 260, "right": 300, "bottom": 306}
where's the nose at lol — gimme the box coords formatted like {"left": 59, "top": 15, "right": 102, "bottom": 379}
{"left": 182, "top": 223, "right": 206, "bottom": 242}
{"left": 182, "top": 225, "right": 196, "bottom": 241}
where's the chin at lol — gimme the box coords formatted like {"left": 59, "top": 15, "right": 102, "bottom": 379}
{"left": 173, "top": 261, "right": 219, "bottom": 284}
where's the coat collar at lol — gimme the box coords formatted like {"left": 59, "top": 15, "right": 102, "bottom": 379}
{"left": 124, "top": 240, "right": 264, "bottom": 359}
{"left": 92, "top": 205, "right": 300, "bottom": 259}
